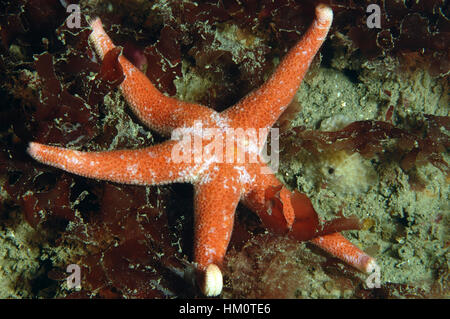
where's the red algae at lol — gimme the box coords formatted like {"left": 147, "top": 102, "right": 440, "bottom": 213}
{"left": 262, "top": 185, "right": 362, "bottom": 242}
{"left": 287, "top": 117, "right": 449, "bottom": 187}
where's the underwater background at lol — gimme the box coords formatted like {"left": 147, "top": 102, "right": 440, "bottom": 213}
{"left": 0, "top": 0, "right": 448, "bottom": 298}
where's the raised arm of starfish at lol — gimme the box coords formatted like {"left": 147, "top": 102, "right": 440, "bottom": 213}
{"left": 28, "top": 4, "right": 376, "bottom": 296}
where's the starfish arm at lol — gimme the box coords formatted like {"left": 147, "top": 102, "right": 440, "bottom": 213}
{"left": 193, "top": 173, "right": 241, "bottom": 269}
{"left": 27, "top": 140, "right": 197, "bottom": 185}
{"left": 310, "top": 233, "right": 377, "bottom": 273}
{"left": 223, "top": 4, "right": 333, "bottom": 131}
{"left": 89, "top": 18, "right": 217, "bottom": 135}
{"left": 193, "top": 171, "right": 241, "bottom": 296}
{"left": 244, "top": 164, "right": 377, "bottom": 273}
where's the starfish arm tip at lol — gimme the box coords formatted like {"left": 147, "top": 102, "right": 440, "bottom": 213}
{"left": 88, "top": 16, "right": 103, "bottom": 38}
{"left": 201, "top": 264, "right": 223, "bottom": 297}
{"left": 316, "top": 4, "right": 333, "bottom": 25}
{"left": 88, "top": 16, "right": 111, "bottom": 59}
{"left": 27, "top": 142, "right": 40, "bottom": 160}
{"left": 86, "top": 16, "right": 100, "bottom": 27}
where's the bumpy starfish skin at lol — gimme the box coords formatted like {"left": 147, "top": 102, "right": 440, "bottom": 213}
{"left": 28, "top": 5, "right": 376, "bottom": 296}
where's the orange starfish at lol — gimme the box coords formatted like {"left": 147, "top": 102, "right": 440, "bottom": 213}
{"left": 28, "top": 4, "right": 376, "bottom": 296}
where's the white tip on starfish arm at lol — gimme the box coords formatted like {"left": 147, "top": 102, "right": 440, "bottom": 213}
{"left": 201, "top": 264, "right": 223, "bottom": 297}
{"left": 27, "top": 142, "right": 39, "bottom": 159}
{"left": 316, "top": 4, "right": 333, "bottom": 26}
{"left": 27, "top": 142, "right": 48, "bottom": 164}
